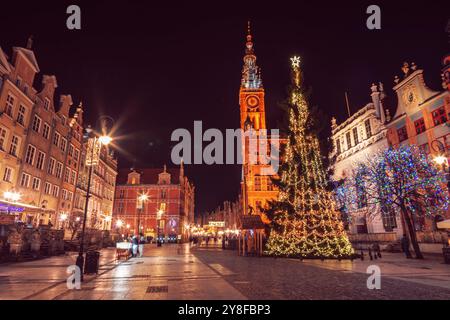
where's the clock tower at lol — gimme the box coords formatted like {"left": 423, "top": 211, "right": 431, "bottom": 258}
{"left": 239, "top": 23, "right": 279, "bottom": 222}
{"left": 239, "top": 22, "right": 266, "bottom": 131}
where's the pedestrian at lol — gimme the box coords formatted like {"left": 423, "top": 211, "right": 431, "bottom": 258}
{"left": 132, "top": 235, "right": 139, "bottom": 257}
{"left": 139, "top": 233, "right": 145, "bottom": 257}
{"left": 401, "top": 234, "right": 412, "bottom": 258}
{"left": 372, "top": 242, "right": 382, "bottom": 259}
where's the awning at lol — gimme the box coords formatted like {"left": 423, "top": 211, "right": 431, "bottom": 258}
{"left": 437, "top": 219, "right": 450, "bottom": 229}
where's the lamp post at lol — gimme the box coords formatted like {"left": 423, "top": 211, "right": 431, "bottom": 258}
{"left": 75, "top": 125, "right": 113, "bottom": 280}
{"left": 157, "top": 209, "right": 164, "bottom": 247}
{"left": 136, "top": 193, "right": 149, "bottom": 236}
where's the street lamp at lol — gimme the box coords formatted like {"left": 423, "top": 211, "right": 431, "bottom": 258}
{"left": 76, "top": 120, "right": 113, "bottom": 281}
{"left": 157, "top": 209, "right": 164, "bottom": 247}
{"left": 136, "top": 193, "right": 149, "bottom": 236}
{"left": 3, "top": 191, "right": 21, "bottom": 202}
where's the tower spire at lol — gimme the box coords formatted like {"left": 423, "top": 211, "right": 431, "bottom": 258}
{"left": 241, "top": 21, "right": 262, "bottom": 89}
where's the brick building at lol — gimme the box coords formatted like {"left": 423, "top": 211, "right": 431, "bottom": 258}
{"left": 113, "top": 164, "right": 195, "bottom": 241}
{"left": 0, "top": 40, "right": 84, "bottom": 226}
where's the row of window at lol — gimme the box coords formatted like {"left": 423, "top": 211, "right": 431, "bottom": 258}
{"left": 4, "top": 94, "right": 27, "bottom": 126}
{"left": 0, "top": 127, "right": 20, "bottom": 156}
{"left": 397, "top": 106, "right": 448, "bottom": 142}
{"left": 18, "top": 172, "right": 72, "bottom": 200}
{"left": 254, "top": 175, "right": 274, "bottom": 191}
{"left": 336, "top": 119, "right": 372, "bottom": 155}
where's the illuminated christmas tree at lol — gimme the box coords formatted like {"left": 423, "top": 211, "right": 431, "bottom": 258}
{"left": 265, "top": 56, "right": 354, "bottom": 259}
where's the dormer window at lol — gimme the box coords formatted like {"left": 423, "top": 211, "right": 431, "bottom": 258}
{"left": 44, "top": 98, "right": 50, "bottom": 111}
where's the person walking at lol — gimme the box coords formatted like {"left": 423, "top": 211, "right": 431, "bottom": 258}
{"left": 401, "top": 234, "right": 412, "bottom": 258}
{"left": 132, "top": 235, "right": 139, "bottom": 257}
{"left": 138, "top": 233, "right": 145, "bottom": 257}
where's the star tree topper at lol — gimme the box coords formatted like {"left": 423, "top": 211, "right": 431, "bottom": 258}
{"left": 291, "top": 56, "right": 301, "bottom": 68}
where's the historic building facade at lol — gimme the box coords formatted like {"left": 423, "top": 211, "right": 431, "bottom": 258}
{"left": 73, "top": 138, "right": 117, "bottom": 231}
{"left": 239, "top": 24, "right": 279, "bottom": 222}
{"left": 0, "top": 41, "right": 84, "bottom": 227}
{"left": 386, "top": 62, "right": 450, "bottom": 232}
{"left": 331, "top": 59, "right": 450, "bottom": 241}
{"left": 113, "top": 164, "right": 195, "bottom": 241}
{"left": 331, "top": 83, "right": 402, "bottom": 238}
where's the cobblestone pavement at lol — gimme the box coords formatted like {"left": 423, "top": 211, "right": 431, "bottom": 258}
{"left": 0, "top": 244, "right": 246, "bottom": 300}
{"left": 0, "top": 249, "right": 118, "bottom": 300}
{"left": 192, "top": 248, "right": 450, "bottom": 300}
{"left": 1, "top": 244, "right": 449, "bottom": 300}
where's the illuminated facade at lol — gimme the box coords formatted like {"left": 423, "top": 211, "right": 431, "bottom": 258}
{"left": 113, "top": 164, "right": 195, "bottom": 241}
{"left": 239, "top": 24, "right": 279, "bottom": 222}
{"left": 0, "top": 40, "right": 83, "bottom": 226}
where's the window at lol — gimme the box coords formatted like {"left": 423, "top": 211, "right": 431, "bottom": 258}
{"left": 17, "top": 105, "right": 26, "bottom": 125}
{"left": 5, "top": 94, "right": 14, "bottom": 117}
{"left": 346, "top": 132, "right": 352, "bottom": 149}
{"left": 119, "top": 190, "right": 125, "bottom": 198}
{"left": 32, "top": 177, "right": 41, "bottom": 191}
{"left": 60, "top": 138, "right": 67, "bottom": 152}
{"left": 20, "top": 173, "right": 31, "bottom": 187}
{"left": 365, "top": 119, "right": 372, "bottom": 139}
{"left": 432, "top": 106, "right": 447, "bottom": 126}
{"left": 67, "top": 191, "right": 73, "bottom": 202}
{"left": 25, "top": 145, "right": 36, "bottom": 165}
{"left": 51, "top": 185, "right": 59, "bottom": 197}
{"left": 48, "top": 158, "right": 56, "bottom": 175}
{"left": 74, "top": 149, "right": 79, "bottom": 162}
{"left": 64, "top": 168, "right": 70, "bottom": 183}
{"left": 61, "top": 116, "right": 66, "bottom": 126}
{"left": 44, "top": 182, "right": 51, "bottom": 194}
{"left": 254, "top": 175, "right": 261, "bottom": 191}
{"left": 267, "top": 178, "right": 274, "bottom": 191}
{"left": 68, "top": 144, "right": 74, "bottom": 157}
{"left": 44, "top": 98, "right": 50, "bottom": 111}
{"left": 53, "top": 132, "right": 60, "bottom": 147}
{"left": 9, "top": 136, "right": 19, "bottom": 156}
{"left": 43, "top": 123, "right": 50, "bottom": 139}
{"left": 382, "top": 210, "right": 397, "bottom": 232}
{"left": 56, "top": 162, "right": 63, "bottom": 179}
{"left": 419, "top": 143, "right": 430, "bottom": 155}
{"left": 335, "top": 138, "right": 341, "bottom": 155}
{"left": 0, "top": 127, "right": 7, "bottom": 150}
{"left": 36, "top": 151, "right": 45, "bottom": 170}
{"left": 32, "top": 116, "right": 41, "bottom": 132}
{"left": 161, "top": 189, "right": 167, "bottom": 199}
{"left": 3, "top": 167, "right": 12, "bottom": 182}
{"left": 352, "top": 127, "right": 359, "bottom": 145}
{"left": 70, "top": 170, "right": 76, "bottom": 185}
{"left": 62, "top": 189, "right": 68, "bottom": 200}
{"left": 397, "top": 126, "right": 408, "bottom": 142}
{"left": 414, "top": 118, "right": 426, "bottom": 134}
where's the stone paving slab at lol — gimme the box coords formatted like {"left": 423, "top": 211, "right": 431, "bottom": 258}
{"left": 192, "top": 249, "right": 450, "bottom": 300}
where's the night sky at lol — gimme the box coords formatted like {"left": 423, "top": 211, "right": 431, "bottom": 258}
{"left": 1, "top": 1, "right": 448, "bottom": 214}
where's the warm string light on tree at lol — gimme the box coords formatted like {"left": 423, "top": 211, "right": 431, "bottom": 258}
{"left": 265, "top": 56, "right": 354, "bottom": 259}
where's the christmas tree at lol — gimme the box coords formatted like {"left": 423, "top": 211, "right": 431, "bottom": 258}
{"left": 265, "top": 56, "right": 354, "bottom": 259}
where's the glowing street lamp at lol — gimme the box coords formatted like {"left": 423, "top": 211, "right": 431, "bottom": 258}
{"left": 116, "top": 219, "right": 123, "bottom": 228}
{"left": 433, "top": 155, "right": 448, "bottom": 166}
{"left": 76, "top": 117, "right": 115, "bottom": 281}
{"left": 136, "top": 193, "right": 149, "bottom": 235}
{"left": 3, "top": 191, "right": 21, "bottom": 202}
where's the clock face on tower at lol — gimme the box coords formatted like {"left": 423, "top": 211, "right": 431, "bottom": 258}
{"left": 246, "top": 96, "right": 259, "bottom": 110}
{"left": 403, "top": 85, "right": 417, "bottom": 106}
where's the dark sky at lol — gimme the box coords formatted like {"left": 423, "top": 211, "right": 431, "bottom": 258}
{"left": 1, "top": 1, "right": 449, "bottom": 214}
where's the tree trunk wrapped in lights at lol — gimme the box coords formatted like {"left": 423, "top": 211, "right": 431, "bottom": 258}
{"left": 265, "top": 57, "right": 354, "bottom": 259}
